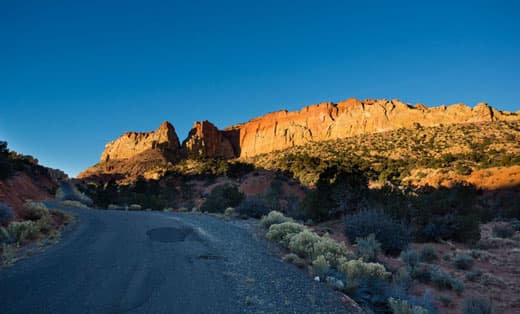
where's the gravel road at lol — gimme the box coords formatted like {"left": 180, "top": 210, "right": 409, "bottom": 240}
{"left": 0, "top": 203, "right": 352, "bottom": 313}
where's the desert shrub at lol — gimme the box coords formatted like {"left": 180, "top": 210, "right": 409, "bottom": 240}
{"left": 303, "top": 166, "right": 368, "bottom": 222}
{"left": 388, "top": 298, "right": 428, "bottom": 314}
{"left": 224, "top": 207, "right": 235, "bottom": 217}
{"left": 345, "top": 209, "right": 411, "bottom": 255}
{"left": 462, "top": 296, "right": 495, "bottom": 314}
{"left": 200, "top": 184, "right": 244, "bottom": 213}
{"left": 288, "top": 230, "right": 322, "bottom": 258}
{"left": 282, "top": 253, "right": 306, "bottom": 268}
{"left": 61, "top": 200, "right": 89, "bottom": 209}
{"left": 452, "top": 254, "right": 474, "bottom": 270}
{"left": 56, "top": 184, "right": 93, "bottom": 206}
{"left": 7, "top": 221, "right": 38, "bottom": 244}
{"left": 411, "top": 264, "right": 432, "bottom": 283}
{"left": 479, "top": 273, "right": 506, "bottom": 287}
{"left": 338, "top": 259, "right": 390, "bottom": 290}
{"left": 412, "top": 184, "right": 482, "bottom": 243}
{"left": 235, "top": 197, "right": 270, "bottom": 218}
{"left": 260, "top": 211, "right": 293, "bottom": 229}
{"left": 312, "top": 255, "right": 330, "bottom": 279}
{"left": 419, "top": 245, "right": 438, "bottom": 263}
{"left": 492, "top": 223, "right": 514, "bottom": 238}
{"left": 21, "top": 202, "right": 49, "bottom": 221}
{"left": 0, "top": 203, "right": 14, "bottom": 226}
{"left": 400, "top": 249, "right": 420, "bottom": 272}
{"left": 129, "top": 204, "right": 142, "bottom": 211}
{"left": 430, "top": 267, "right": 464, "bottom": 292}
{"left": 35, "top": 213, "right": 54, "bottom": 234}
{"left": 265, "top": 222, "right": 306, "bottom": 247}
{"left": 356, "top": 233, "right": 381, "bottom": 262}
{"left": 107, "top": 204, "right": 126, "bottom": 210}
{"left": 465, "top": 269, "right": 483, "bottom": 282}
{"left": 438, "top": 294, "right": 453, "bottom": 307}
{"left": 313, "top": 236, "right": 354, "bottom": 266}
{"left": 0, "top": 227, "right": 9, "bottom": 244}
{"left": 392, "top": 266, "right": 413, "bottom": 289}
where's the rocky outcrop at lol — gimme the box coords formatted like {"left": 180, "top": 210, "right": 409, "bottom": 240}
{"left": 231, "top": 98, "right": 519, "bottom": 158}
{"left": 101, "top": 121, "right": 181, "bottom": 162}
{"left": 78, "top": 98, "right": 519, "bottom": 182}
{"left": 182, "top": 121, "right": 237, "bottom": 159}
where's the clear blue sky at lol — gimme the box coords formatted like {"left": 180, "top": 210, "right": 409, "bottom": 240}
{"left": 1, "top": 0, "right": 519, "bottom": 177}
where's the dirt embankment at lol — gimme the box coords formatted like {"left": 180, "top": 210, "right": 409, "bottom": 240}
{"left": 0, "top": 172, "right": 58, "bottom": 215}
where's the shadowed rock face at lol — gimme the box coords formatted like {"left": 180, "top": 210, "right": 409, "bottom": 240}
{"left": 79, "top": 98, "right": 519, "bottom": 181}
{"left": 182, "top": 121, "right": 237, "bottom": 159}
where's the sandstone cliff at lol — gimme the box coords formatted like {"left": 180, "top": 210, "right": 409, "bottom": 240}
{"left": 182, "top": 120, "right": 238, "bottom": 159}
{"left": 231, "top": 99, "right": 519, "bottom": 158}
{"left": 78, "top": 98, "right": 519, "bottom": 182}
{"left": 101, "top": 121, "right": 181, "bottom": 162}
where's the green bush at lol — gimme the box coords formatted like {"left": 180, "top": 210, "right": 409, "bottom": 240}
{"left": 0, "top": 226, "right": 9, "bottom": 244}
{"left": 7, "top": 221, "right": 38, "bottom": 244}
{"left": 288, "top": 230, "right": 321, "bottom": 258}
{"left": 338, "top": 259, "right": 390, "bottom": 290}
{"left": 430, "top": 267, "right": 464, "bottom": 292}
{"left": 451, "top": 254, "right": 474, "bottom": 270}
{"left": 22, "top": 202, "right": 49, "bottom": 221}
{"left": 0, "top": 203, "right": 14, "bottom": 226}
{"left": 282, "top": 253, "right": 306, "bottom": 268}
{"left": 265, "top": 222, "right": 306, "bottom": 247}
{"left": 465, "top": 269, "right": 483, "bottom": 282}
{"left": 344, "top": 209, "right": 411, "bottom": 255}
{"left": 411, "top": 263, "right": 432, "bottom": 283}
{"left": 492, "top": 223, "right": 514, "bottom": 238}
{"left": 400, "top": 249, "right": 420, "bottom": 272}
{"left": 355, "top": 233, "right": 381, "bottom": 262}
{"left": 260, "top": 211, "right": 293, "bottom": 229}
{"left": 462, "top": 295, "right": 495, "bottom": 314}
{"left": 312, "top": 236, "right": 354, "bottom": 267}
{"left": 235, "top": 197, "right": 270, "bottom": 218}
{"left": 419, "top": 245, "right": 438, "bottom": 263}
{"left": 412, "top": 184, "right": 481, "bottom": 243}
{"left": 311, "top": 255, "right": 330, "bottom": 279}
{"left": 200, "top": 184, "right": 244, "bottom": 213}
{"left": 388, "top": 298, "right": 428, "bottom": 314}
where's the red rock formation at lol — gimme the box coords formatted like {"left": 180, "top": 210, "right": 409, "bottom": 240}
{"left": 79, "top": 98, "right": 519, "bottom": 182}
{"left": 182, "top": 121, "right": 237, "bottom": 158}
{"left": 101, "top": 121, "right": 181, "bottom": 162}
{"left": 230, "top": 99, "right": 519, "bottom": 158}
